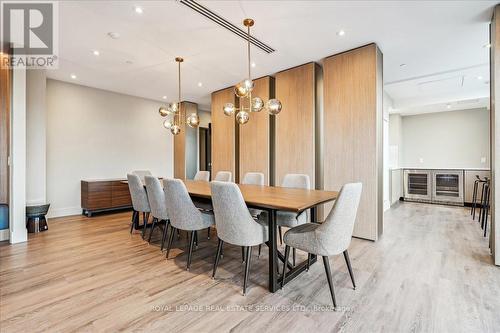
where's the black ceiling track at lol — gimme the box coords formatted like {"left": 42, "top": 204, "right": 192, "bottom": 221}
{"left": 179, "top": 0, "right": 275, "bottom": 54}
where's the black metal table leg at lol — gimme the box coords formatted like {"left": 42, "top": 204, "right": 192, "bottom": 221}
{"left": 267, "top": 209, "right": 279, "bottom": 292}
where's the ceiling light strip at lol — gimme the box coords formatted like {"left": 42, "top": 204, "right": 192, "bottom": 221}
{"left": 179, "top": 0, "right": 275, "bottom": 54}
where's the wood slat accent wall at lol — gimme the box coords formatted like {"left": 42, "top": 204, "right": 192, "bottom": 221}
{"left": 211, "top": 88, "right": 237, "bottom": 181}
{"left": 490, "top": 5, "right": 499, "bottom": 265}
{"left": 274, "top": 63, "right": 316, "bottom": 188}
{"left": 239, "top": 76, "right": 272, "bottom": 185}
{"left": 174, "top": 101, "right": 197, "bottom": 179}
{"left": 323, "top": 44, "right": 383, "bottom": 241}
{"left": 0, "top": 52, "right": 10, "bottom": 204}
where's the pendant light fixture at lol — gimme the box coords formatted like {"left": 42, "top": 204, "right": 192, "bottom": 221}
{"left": 223, "top": 18, "right": 282, "bottom": 124}
{"left": 159, "top": 57, "right": 199, "bottom": 135}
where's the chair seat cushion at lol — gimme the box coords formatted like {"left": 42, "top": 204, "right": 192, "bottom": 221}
{"left": 276, "top": 210, "right": 307, "bottom": 228}
{"left": 283, "top": 222, "right": 335, "bottom": 256}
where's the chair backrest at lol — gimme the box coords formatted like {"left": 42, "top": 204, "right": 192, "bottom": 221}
{"left": 162, "top": 178, "right": 203, "bottom": 230}
{"left": 317, "top": 183, "right": 362, "bottom": 254}
{"left": 127, "top": 173, "right": 150, "bottom": 212}
{"left": 242, "top": 172, "right": 265, "bottom": 186}
{"left": 194, "top": 171, "right": 210, "bottom": 181}
{"left": 214, "top": 171, "right": 232, "bottom": 182}
{"left": 133, "top": 170, "right": 152, "bottom": 183}
{"left": 282, "top": 173, "right": 310, "bottom": 190}
{"left": 144, "top": 176, "right": 168, "bottom": 220}
{"left": 210, "top": 181, "right": 266, "bottom": 246}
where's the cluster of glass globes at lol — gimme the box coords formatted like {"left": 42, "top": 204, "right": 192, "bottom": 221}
{"left": 159, "top": 102, "right": 199, "bottom": 135}
{"left": 223, "top": 78, "right": 282, "bottom": 125}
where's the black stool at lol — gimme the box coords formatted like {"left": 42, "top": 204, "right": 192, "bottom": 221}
{"left": 471, "top": 175, "right": 487, "bottom": 220}
{"left": 26, "top": 204, "right": 50, "bottom": 233}
{"left": 480, "top": 181, "right": 491, "bottom": 237}
{"left": 476, "top": 177, "right": 489, "bottom": 223}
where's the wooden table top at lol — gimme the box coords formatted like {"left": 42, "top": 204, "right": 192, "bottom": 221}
{"left": 184, "top": 180, "right": 338, "bottom": 213}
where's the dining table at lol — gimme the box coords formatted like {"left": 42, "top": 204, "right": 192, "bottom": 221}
{"left": 182, "top": 179, "right": 338, "bottom": 293}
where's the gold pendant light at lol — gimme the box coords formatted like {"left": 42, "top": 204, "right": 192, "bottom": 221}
{"left": 158, "top": 57, "right": 199, "bottom": 135}
{"left": 223, "top": 18, "right": 282, "bottom": 124}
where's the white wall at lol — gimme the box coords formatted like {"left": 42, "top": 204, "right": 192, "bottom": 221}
{"left": 383, "top": 92, "right": 393, "bottom": 211}
{"left": 10, "top": 67, "right": 28, "bottom": 244}
{"left": 26, "top": 70, "right": 47, "bottom": 205}
{"left": 401, "top": 108, "right": 490, "bottom": 169}
{"left": 46, "top": 80, "right": 173, "bottom": 217}
{"left": 389, "top": 114, "right": 403, "bottom": 168}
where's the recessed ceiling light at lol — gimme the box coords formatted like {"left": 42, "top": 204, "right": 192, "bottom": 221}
{"left": 107, "top": 32, "right": 121, "bottom": 39}
{"left": 251, "top": 62, "right": 256, "bottom": 68}
{"left": 446, "top": 104, "right": 451, "bottom": 109}
{"left": 134, "top": 6, "right": 143, "bottom": 14}
{"left": 197, "top": 82, "right": 203, "bottom": 87}
{"left": 477, "top": 76, "right": 483, "bottom": 80}
{"left": 400, "top": 63, "right": 407, "bottom": 68}
{"left": 92, "top": 50, "right": 100, "bottom": 56}
{"left": 162, "top": 95, "right": 167, "bottom": 99}
{"left": 337, "top": 30, "right": 345, "bottom": 36}
{"left": 483, "top": 43, "right": 491, "bottom": 48}
{"left": 70, "top": 74, "right": 77, "bottom": 79}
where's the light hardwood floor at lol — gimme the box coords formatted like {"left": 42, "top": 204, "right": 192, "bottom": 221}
{"left": 1, "top": 202, "right": 499, "bottom": 332}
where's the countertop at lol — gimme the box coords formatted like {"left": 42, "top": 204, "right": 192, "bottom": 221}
{"left": 390, "top": 167, "right": 490, "bottom": 171}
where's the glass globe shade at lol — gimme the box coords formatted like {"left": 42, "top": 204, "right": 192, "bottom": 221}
{"left": 234, "top": 82, "right": 249, "bottom": 98}
{"left": 159, "top": 106, "right": 169, "bottom": 117}
{"left": 223, "top": 103, "right": 236, "bottom": 116}
{"left": 251, "top": 97, "right": 264, "bottom": 112}
{"left": 170, "top": 124, "right": 181, "bottom": 135}
{"left": 266, "top": 98, "right": 282, "bottom": 115}
{"left": 168, "top": 102, "right": 179, "bottom": 113}
{"left": 187, "top": 113, "right": 200, "bottom": 128}
{"left": 236, "top": 111, "right": 249, "bottom": 125}
{"left": 163, "top": 119, "right": 172, "bottom": 129}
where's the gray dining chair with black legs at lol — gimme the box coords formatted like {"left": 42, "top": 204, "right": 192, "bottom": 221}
{"left": 276, "top": 174, "right": 310, "bottom": 265}
{"left": 281, "top": 182, "right": 362, "bottom": 310}
{"left": 163, "top": 179, "right": 215, "bottom": 270}
{"left": 210, "top": 181, "right": 269, "bottom": 295}
{"left": 214, "top": 171, "right": 232, "bottom": 182}
{"left": 242, "top": 172, "right": 266, "bottom": 258}
{"left": 132, "top": 170, "right": 152, "bottom": 184}
{"left": 127, "top": 173, "right": 151, "bottom": 239}
{"left": 194, "top": 171, "right": 210, "bottom": 181}
{"left": 144, "top": 176, "right": 170, "bottom": 250}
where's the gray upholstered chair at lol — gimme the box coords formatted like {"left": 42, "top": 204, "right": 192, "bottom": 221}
{"left": 281, "top": 182, "right": 362, "bottom": 310}
{"left": 242, "top": 172, "right": 264, "bottom": 186}
{"left": 163, "top": 178, "right": 215, "bottom": 270}
{"left": 194, "top": 171, "right": 210, "bottom": 181}
{"left": 133, "top": 170, "right": 152, "bottom": 184}
{"left": 210, "top": 181, "right": 269, "bottom": 295}
{"left": 214, "top": 171, "right": 232, "bottom": 182}
{"left": 144, "top": 175, "right": 169, "bottom": 250}
{"left": 277, "top": 174, "right": 311, "bottom": 264}
{"left": 127, "top": 173, "right": 151, "bottom": 239}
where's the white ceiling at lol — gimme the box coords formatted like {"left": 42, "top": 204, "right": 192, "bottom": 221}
{"left": 48, "top": 0, "right": 498, "bottom": 112}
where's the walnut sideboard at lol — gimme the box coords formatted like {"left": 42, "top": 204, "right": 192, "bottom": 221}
{"left": 81, "top": 179, "right": 132, "bottom": 217}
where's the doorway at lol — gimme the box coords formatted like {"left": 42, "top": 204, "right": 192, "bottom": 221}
{"left": 199, "top": 125, "right": 211, "bottom": 174}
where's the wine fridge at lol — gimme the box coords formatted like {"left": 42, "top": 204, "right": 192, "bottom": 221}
{"left": 431, "top": 170, "right": 463, "bottom": 205}
{"left": 404, "top": 170, "right": 432, "bottom": 202}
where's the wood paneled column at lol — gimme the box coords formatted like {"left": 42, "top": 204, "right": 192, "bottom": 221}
{"left": 239, "top": 76, "right": 273, "bottom": 185}
{"left": 323, "top": 44, "right": 383, "bottom": 241}
{"left": 211, "top": 87, "right": 237, "bottom": 181}
{"left": 490, "top": 5, "right": 499, "bottom": 265}
{"left": 274, "top": 63, "right": 318, "bottom": 188}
